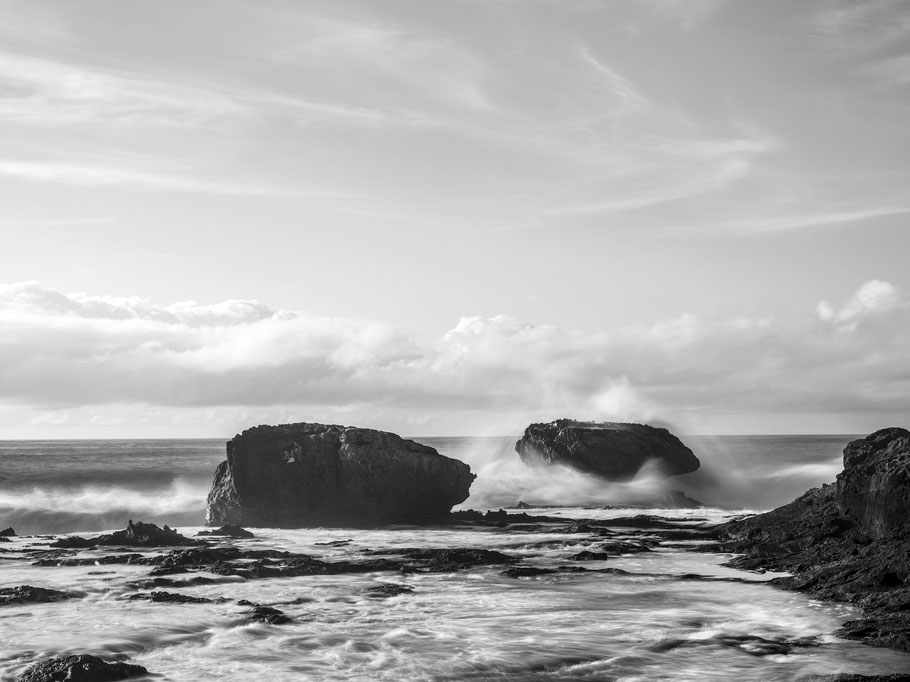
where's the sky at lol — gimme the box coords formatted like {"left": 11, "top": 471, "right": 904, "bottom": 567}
{"left": 1, "top": 0, "right": 909, "bottom": 438}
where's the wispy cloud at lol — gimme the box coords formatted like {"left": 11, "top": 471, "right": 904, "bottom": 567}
{"left": 0, "top": 52, "right": 243, "bottom": 128}
{"left": 0, "top": 159, "right": 348, "bottom": 197}
{"left": 710, "top": 203, "right": 910, "bottom": 235}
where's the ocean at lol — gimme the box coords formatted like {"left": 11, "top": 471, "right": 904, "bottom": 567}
{"left": 2, "top": 435, "right": 910, "bottom": 680}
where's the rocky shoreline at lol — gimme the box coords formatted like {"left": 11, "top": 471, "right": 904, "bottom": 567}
{"left": 714, "top": 428, "right": 910, "bottom": 655}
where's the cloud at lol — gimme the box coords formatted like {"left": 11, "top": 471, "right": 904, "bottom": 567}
{"left": 2, "top": 280, "right": 910, "bottom": 435}
{"left": 817, "top": 280, "right": 901, "bottom": 328}
{"left": 0, "top": 52, "right": 242, "bottom": 128}
{"left": 0, "top": 159, "right": 345, "bottom": 197}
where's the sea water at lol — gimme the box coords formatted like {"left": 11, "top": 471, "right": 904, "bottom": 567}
{"left": 2, "top": 436, "right": 909, "bottom": 680}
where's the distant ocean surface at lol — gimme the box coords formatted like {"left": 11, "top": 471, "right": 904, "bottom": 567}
{"left": 5, "top": 434, "right": 910, "bottom": 681}
{"left": 0, "top": 435, "right": 857, "bottom": 535}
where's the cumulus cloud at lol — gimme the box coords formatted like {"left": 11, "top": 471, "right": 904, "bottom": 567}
{"left": 1, "top": 280, "right": 908, "bottom": 435}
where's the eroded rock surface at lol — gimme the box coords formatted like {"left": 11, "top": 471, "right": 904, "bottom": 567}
{"left": 515, "top": 419, "right": 700, "bottom": 482}
{"left": 15, "top": 654, "right": 149, "bottom": 682}
{"left": 717, "top": 428, "right": 910, "bottom": 651}
{"left": 206, "top": 423, "right": 475, "bottom": 528}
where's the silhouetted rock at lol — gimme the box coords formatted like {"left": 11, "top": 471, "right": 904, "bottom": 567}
{"left": 96, "top": 520, "right": 196, "bottom": 547}
{"left": 717, "top": 427, "right": 910, "bottom": 651}
{"left": 1, "top": 527, "right": 16, "bottom": 536}
{"left": 196, "top": 524, "right": 255, "bottom": 538}
{"left": 1, "top": 585, "right": 78, "bottom": 607}
{"left": 366, "top": 583, "right": 414, "bottom": 598}
{"left": 49, "top": 536, "right": 97, "bottom": 549}
{"left": 15, "top": 654, "right": 148, "bottom": 681}
{"left": 238, "top": 599, "right": 293, "bottom": 624}
{"left": 206, "top": 423, "right": 475, "bottom": 528}
{"left": 128, "top": 591, "right": 212, "bottom": 604}
{"left": 515, "top": 419, "right": 699, "bottom": 482}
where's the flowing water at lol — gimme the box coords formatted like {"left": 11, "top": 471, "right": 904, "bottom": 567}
{"left": 2, "top": 435, "right": 909, "bottom": 680}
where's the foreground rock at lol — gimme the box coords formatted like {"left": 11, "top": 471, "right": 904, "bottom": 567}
{"left": 16, "top": 654, "right": 149, "bottom": 681}
{"left": 206, "top": 422, "right": 475, "bottom": 527}
{"left": 717, "top": 428, "right": 910, "bottom": 651}
{"left": 1, "top": 585, "right": 78, "bottom": 607}
{"left": 50, "top": 521, "right": 196, "bottom": 549}
{"left": 515, "top": 419, "right": 700, "bottom": 482}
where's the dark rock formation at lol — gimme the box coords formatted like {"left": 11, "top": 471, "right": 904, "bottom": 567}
{"left": 49, "top": 521, "right": 196, "bottom": 549}
{"left": 1, "top": 585, "right": 79, "bottom": 607}
{"left": 237, "top": 600, "right": 293, "bottom": 625}
{"left": 366, "top": 583, "right": 414, "bottom": 598}
{"left": 515, "top": 419, "right": 699, "bottom": 481}
{"left": 127, "top": 591, "right": 212, "bottom": 604}
{"left": 15, "top": 655, "right": 148, "bottom": 681}
{"left": 717, "top": 428, "right": 910, "bottom": 651}
{"left": 1, "top": 527, "right": 16, "bottom": 536}
{"left": 206, "top": 422, "right": 475, "bottom": 528}
{"left": 836, "top": 427, "right": 910, "bottom": 539}
{"left": 196, "top": 525, "right": 255, "bottom": 538}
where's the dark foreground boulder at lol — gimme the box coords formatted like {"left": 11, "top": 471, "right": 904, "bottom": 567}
{"left": 206, "top": 423, "right": 475, "bottom": 528}
{"left": 515, "top": 419, "right": 699, "bottom": 481}
{"left": 1, "top": 586, "right": 78, "bottom": 607}
{"left": 718, "top": 427, "right": 910, "bottom": 651}
{"left": 16, "top": 654, "right": 149, "bottom": 681}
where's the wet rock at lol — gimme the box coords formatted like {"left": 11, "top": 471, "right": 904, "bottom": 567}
{"left": 0, "top": 585, "right": 79, "bottom": 607}
{"left": 376, "top": 547, "right": 519, "bottom": 571}
{"left": 49, "top": 536, "right": 98, "bottom": 549}
{"left": 127, "top": 591, "right": 212, "bottom": 604}
{"left": 238, "top": 599, "right": 293, "bottom": 625}
{"left": 800, "top": 675, "right": 910, "bottom": 681}
{"left": 96, "top": 520, "right": 196, "bottom": 547}
{"left": 206, "top": 422, "right": 475, "bottom": 528}
{"left": 366, "top": 583, "right": 414, "bottom": 597}
{"left": 314, "top": 539, "right": 352, "bottom": 546}
{"left": 195, "top": 524, "right": 255, "bottom": 538}
{"left": 569, "top": 550, "right": 612, "bottom": 561}
{"left": 1, "top": 527, "right": 16, "bottom": 536}
{"left": 716, "top": 427, "right": 910, "bottom": 651}
{"left": 15, "top": 654, "right": 148, "bottom": 681}
{"left": 501, "top": 566, "right": 558, "bottom": 578}
{"left": 515, "top": 419, "right": 700, "bottom": 481}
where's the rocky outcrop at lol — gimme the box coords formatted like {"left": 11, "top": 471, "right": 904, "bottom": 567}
{"left": 15, "top": 655, "right": 149, "bottom": 682}
{"left": 515, "top": 419, "right": 700, "bottom": 481}
{"left": 50, "top": 521, "right": 196, "bottom": 549}
{"left": 1, "top": 527, "right": 16, "bottom": 536}
{"left": 1, "top": 585, "right": 79, "bottom": 607}
{"left": 836, "top": 427, "right": 910, "bottom": 539}
{"left": 717, "top": 427, "right": 910, "bottom": 651}
{"left": 206, "top": 423, "right": 475, "bottom": 528}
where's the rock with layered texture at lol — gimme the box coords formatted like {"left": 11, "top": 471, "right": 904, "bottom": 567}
{"left": 515, "top": 419, "right": 700, "bottom": 481}
{"left": 836, "top": 427, "right": 910, "bottom": 540}
{"left": 206, "top": 423, "right": 475, "bottom": 528}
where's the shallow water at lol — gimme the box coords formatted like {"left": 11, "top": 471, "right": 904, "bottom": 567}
{"left": 2, "top": 511, "right": 910, "bottom": 680}
{"left": 3, "top": 437, "right": 908, "bottom": 680}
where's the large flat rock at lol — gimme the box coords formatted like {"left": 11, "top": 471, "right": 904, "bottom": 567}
{"left": 515, "top": 419, "right": 700, "bottom": 481}
{"left": 206, "top": 423, "right": 475, "bottom": 528}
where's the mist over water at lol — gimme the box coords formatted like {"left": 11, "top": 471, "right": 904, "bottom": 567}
{"left": 0, "top": 434, "right": 857, "bottom": 534}
{"left": 419, "top": 434, "right": 855, "bottom": 512}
